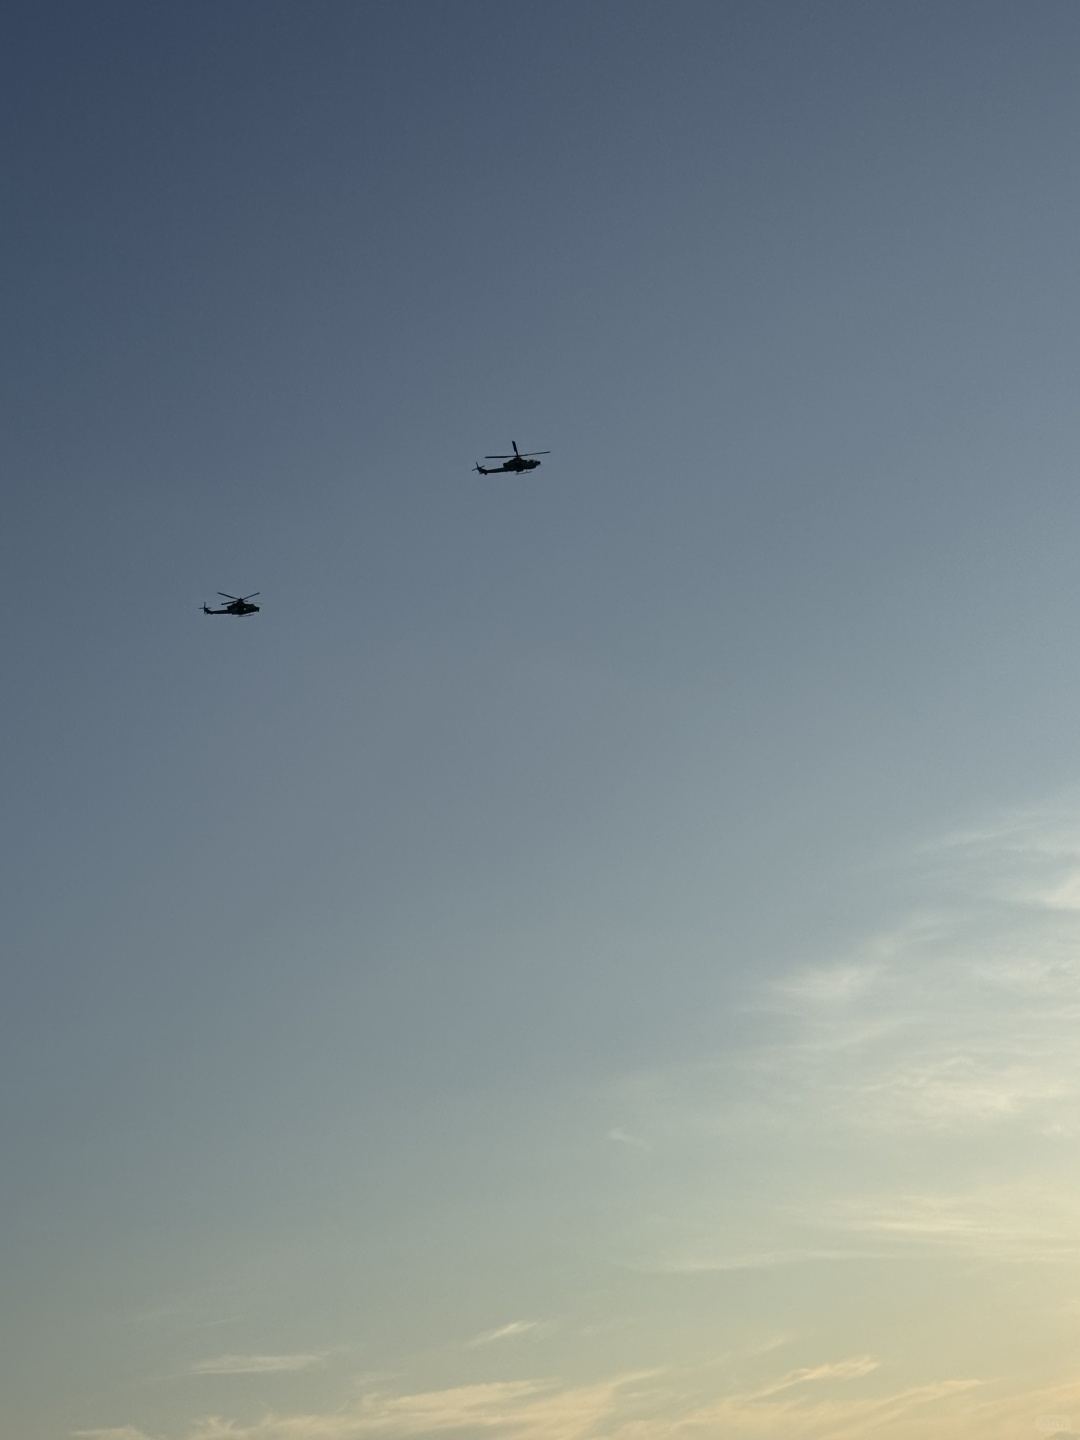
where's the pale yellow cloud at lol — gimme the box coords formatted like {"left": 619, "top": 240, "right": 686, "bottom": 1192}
{"left": 96, "top": 1360, "right": 1021, "bottom": 1440}
{"left": 646, "top": 1376, "right": 983, "bottom": 1440}
{"left": 183, "top": 1373, "right": 646, "bottom": 1439}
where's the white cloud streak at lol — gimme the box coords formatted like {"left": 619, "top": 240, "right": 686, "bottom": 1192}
{"left": 467, "top": 1320, "right": 545, "bottom": 1347}
{"left": 608, "top": 1127, "right": 651, "bottom": 1150}
{"left": 608, "top": 797, "right": 1080, "bottom": 1270}
{"left": 73, "top": 1430, "right": 161, "bottom": 1440}
{"left": 192, "top": 1355, "right": 327, "bottom": 1376}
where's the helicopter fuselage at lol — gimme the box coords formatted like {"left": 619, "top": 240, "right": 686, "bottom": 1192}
{"left": 475, "top": 457, "right": 541, "bottom": 475}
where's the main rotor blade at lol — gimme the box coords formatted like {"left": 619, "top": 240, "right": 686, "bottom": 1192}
{"left": 485, "top": 455, "right": 513, "bottom": 459}
{"left": 512, "top": 441, "right": 521, "bottom": 455}
{"left": 240, "top": 593, "right": 260, "bottom": 600}
{"left": 520, "top": 451, "right": 550, "bottom": 456}
{"left": 218, "top": 592, "right": 240, "bottom": 599}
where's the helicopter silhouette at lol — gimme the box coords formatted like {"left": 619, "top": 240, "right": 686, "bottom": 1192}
{"left": 203, "top": 592, "right": 260, "bottom": 616}
{"left": 474, "top": 441, "right": 550, "bottom": 475}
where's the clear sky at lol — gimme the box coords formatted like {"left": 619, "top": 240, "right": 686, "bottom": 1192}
{"left": 6, "top": 3, "right": 1080, "bottom": 1437}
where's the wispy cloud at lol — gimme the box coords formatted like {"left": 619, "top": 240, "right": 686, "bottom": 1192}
{"left": 191, "top": 1354, "right": 327, "bottom": 1376}
{"left": 661, "top": 1373, "right": 984, "bottom": 1440}
{"left": 73, "top": 1430, "right": 160, "bottom": 1440}
{"left": 817, "top": 1186, "right": 1080, "bottom": 1262}
{"left": 93, "top": 1361, "right": 1004, "bottom": 1440}
{"left": 759, "top": 1354, "right": 880, "bottom": 1391}
{"left": 607, "top": 797, "right": 1080, "bottom": 1270}
{"left": 467, "top": 1320, "right": 546, "bottom": 1347}
{"left": 608, "top": 1126, "right": 651, "bottom": 1150}
{"left": 182, "top": 1373, "right": 651, "bottom": 1439}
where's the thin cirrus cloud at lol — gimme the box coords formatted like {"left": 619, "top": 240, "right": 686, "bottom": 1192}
{"left": 467, "top": 1319, "right": 548, "bottom": 1347}
{"left": 155, "top": 1373, "right": 659, "bottom": 1440}
{"left": 607, "top": 1126, "right": 651, "bottom": 1150}
{"left": 73, "top": 1430, "right": 159, "bottom": 1440}
{"left": 91, "top": 1361, "right": 999, "bottom": 1440}
{"left": 816, "top": 1186, "right": 1080, "bottom": 1262}
{"left": 190, "top": 1353, "right": 327, "bottom": 1375}
{"left": 605, "top": 796, "right": 1080, "bottom": 1273}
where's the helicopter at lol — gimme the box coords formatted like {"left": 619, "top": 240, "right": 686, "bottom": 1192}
{"left": 474, "top": 441, "right": 550, "bottom": 475}
{"left": 203, "top": 592, "right": 260, "bottom": 616}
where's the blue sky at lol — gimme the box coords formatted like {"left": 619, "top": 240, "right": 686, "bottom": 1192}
{"left": 7, "top": 3, "right": 1080, "bottom": 1437}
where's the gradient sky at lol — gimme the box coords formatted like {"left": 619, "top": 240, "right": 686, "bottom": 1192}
{"left": 7, "top": 3, "right": 1080, "bottom": 1437}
